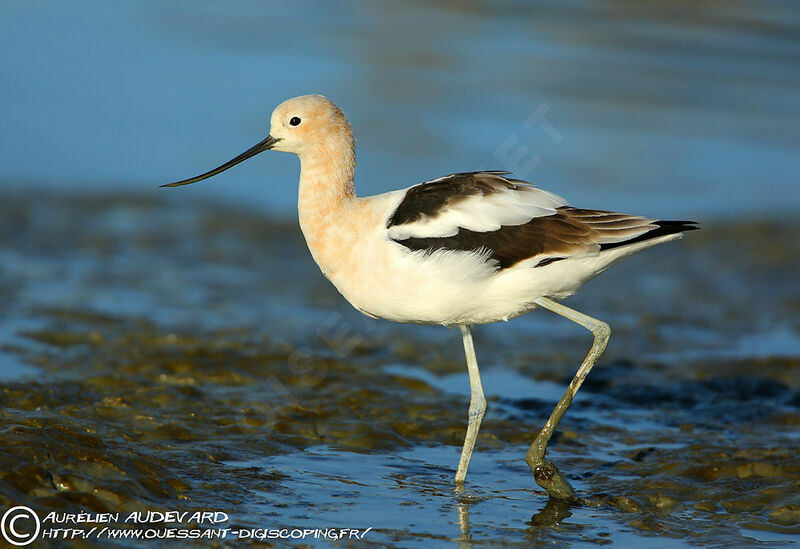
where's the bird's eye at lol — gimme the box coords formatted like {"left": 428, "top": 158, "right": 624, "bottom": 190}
{"left": 289, "top": 117, "right": 301, "bottom": 126}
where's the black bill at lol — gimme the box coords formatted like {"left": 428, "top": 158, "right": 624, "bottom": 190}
{"left": 161, "top": 134, "right": 282, "bottom": 188}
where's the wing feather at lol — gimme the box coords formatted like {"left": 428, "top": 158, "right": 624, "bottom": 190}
{"left": 386, "top": 171, "right": 567, "bottom": 240}
{"left": 387, "top": 171, "right": 697, "bottom": 269}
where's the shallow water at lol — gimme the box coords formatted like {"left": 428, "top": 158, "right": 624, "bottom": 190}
{"left": 1, "top": 194, "right": 798, "bottom": 547}
{"left": 1, "top": 0, "right": 799, "bottom": 219}
{"left": 2, "top": 0, "right": 800, "bottom": 546}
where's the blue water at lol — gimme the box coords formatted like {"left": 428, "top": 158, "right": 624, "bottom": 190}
{"left": 2, "top": 0, "right": 799, "bottom": 219}
{"left": 2, "top": 3, "right": 800, "bottom": 547}
{"left": 226, "top": 445, "right": 695, "bottom": 548}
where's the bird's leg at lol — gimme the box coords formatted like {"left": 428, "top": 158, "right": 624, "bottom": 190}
{"left": 525, "top": 297, "right": 610, "bottom": 500}
{"left": 455, "top": 325, "right": 487, "bottom": 486}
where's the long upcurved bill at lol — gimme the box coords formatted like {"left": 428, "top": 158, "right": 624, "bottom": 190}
{"left": 161, "top": 135, "right": 282, "bottom": 187}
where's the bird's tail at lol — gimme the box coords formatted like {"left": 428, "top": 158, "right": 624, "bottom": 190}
{"left": 599, "top": 220, "right": 699, "bottom": 251}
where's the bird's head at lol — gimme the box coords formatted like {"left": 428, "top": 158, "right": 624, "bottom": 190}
{"left": 267, "top": 94, "right": 352, "bottom": 155}
{"left": 162, "top": 94, "right": 352, "bottom": 188}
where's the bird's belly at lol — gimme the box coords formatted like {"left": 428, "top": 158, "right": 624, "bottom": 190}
{"left": 325, "top": 244, "right": 576, "bottom": 325}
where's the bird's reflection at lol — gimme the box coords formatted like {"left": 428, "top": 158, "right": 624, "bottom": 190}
{"left": 456, "top": 501, "right": 472, "bottom": 549}
{"left": 454, "top": 489, "right": 578, "bottom": 548}
{"left": 528, "top": 497, "right": 574, "bottom": 528}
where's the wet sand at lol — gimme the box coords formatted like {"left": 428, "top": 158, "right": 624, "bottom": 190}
{"left": 1, "top": 192, "right": 798, "bottom": 546}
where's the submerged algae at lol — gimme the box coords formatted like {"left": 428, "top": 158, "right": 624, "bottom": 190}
{"left": 0, "top": 193, "right": 798, "bottom": 546}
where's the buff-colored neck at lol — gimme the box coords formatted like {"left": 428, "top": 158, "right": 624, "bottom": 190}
{"left": 297, "top": 134, "right": 357, "bottom": 244}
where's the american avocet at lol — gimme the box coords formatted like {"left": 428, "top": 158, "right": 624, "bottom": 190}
{"left": 163, "top": 94, "right": 697, "bottom": 499}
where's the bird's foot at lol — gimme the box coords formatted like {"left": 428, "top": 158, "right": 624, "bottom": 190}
{"left": 530, "top": 459, "right": 577, "bottom": 501}
{"left": 525, "top": 440, "right": 578, "bottom": 501}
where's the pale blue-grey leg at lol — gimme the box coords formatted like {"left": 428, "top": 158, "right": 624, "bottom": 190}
{"left": 525, "top": 297, "right": 611, "bottom": 499}
{"left": 455, "top": 325, "right": 487, "bottom": 485}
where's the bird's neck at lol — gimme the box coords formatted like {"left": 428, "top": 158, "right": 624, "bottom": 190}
{"left": 297, "top": 140, "right": 357, "bottom": 264}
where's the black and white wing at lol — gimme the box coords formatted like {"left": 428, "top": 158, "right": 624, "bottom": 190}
{"left": 387, "top": 171, "right": 697, "bottom": 269}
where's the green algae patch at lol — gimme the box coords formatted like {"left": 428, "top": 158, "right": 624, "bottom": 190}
{"left": 0, "top": 193, "right": 798, "bottom": 546}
